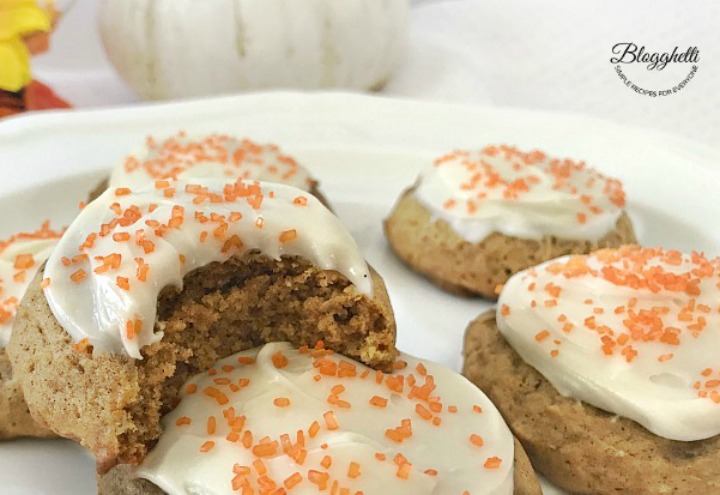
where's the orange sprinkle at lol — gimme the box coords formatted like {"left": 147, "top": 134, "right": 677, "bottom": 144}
{"left": 40, "top": 278, "right": 51, "bottom": 289}
{"left": 284, "top": 472, "right": 303, "bottom": 489}
{"left": 242, "top": 430, "right": 253, "bottom": 449}
{"left": 203, "top": 386, "right": 229, "bottom": 405}
{"left": 279, "top": 229, "right": 297, "bottom": 243}
{"left": 112, "top": 232, "right": 130, "bottom": 242}
{"left": 252, "top": 441, "right": 279, "bottom": 458}
{"left": 71, "top": 337, "right": 92, "bottom": 353}
{"left": 309, "top": 421, "right": 320, "bottom": 438}
{"left": 415, "top": 404, "right": 433, "bottom": 421}
{"left": 348, "top": 462, "right": 361, "bottom": 479}
{"left": 535, "top": 330, "right": 550, "bottom": 342}
{"left": 115, "top": 187, "right": 131, "bottom": 196}
{"left": 175, "top": 416, "right": 191, "bottom": 427}
{"left": 470, "top": 434, "right": 484, "bottom": 447}
{"left": 253, "top": 459, "right": 267, "bottom": 476}
{"left": 272, "top": 351, "right": 289, "bottom": 369}
{"left": 14, "top": 253, "right": 34, "bottom": 269}
{"left": 324, "top": 411, "right": 339, "bottom": 430}
{"left": 125, "top": 320, "right": 136, "bottom": 340}
{"left": 484, "top": 457, "right": 503, "bottom": 469}
{"left": 396, "top": 462, "right": 411, "bottom": 479}
{"left": 274, "top": 397, "right": 291, "bottom": 407}
{"left": 199, "top": 441, "right": 215, "bottom": 453}
{"left": 308, "top": 470, "right": 329, "bottom": 490}
{"left": 70, "top": 269, "right": 87, "bottom": 283}
{"left": 186, "top": 383, "right": 198, "bottom": 394}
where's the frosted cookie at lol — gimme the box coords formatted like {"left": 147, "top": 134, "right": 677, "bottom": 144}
{"left": 0, "top": 221, "right": 63, "bottom": 439}
{"left": 385, "top": 145, "right": 636, "bottom": 299}
{"left": 8, "top": 179, "right": 395, "bottom": 471}
{"left": 98, "top": 342, "right": 541, "bottom": 495}
{"left": 463, "top": 246, "right": 720, "bottom": 493}
{"left": 90, "top": 132, "right": 329, "bottom": 206}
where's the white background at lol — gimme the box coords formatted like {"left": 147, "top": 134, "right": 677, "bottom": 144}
{"left": 34, "top": 0, "right": 720, "bottom": 147}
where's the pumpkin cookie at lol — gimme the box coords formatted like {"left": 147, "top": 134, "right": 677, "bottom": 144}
{"left": 9, "top": 179, "right": 395, "bottom": 472}
{"left": 463, "top": 246, "right": 720, "bottom": 494}
{"left": 90, "top": 132, "right": 330, "bottom": 207}
{"left": 97, "top": 342, "right": 540, "bottom": 495}
{"left": 385, "top": 145, "right": 636, "bottom": 299}
{"left": 0, "top": 221, "right": 63, "bottom": 439}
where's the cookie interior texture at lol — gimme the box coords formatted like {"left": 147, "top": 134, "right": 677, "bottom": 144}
{"left": 8, "top": 252, "right": 396, "bottom": 473}
{"left": 0, "top": 349, "right": 53, "bottom": 439}
{"left": 463, "top": 311, "right": 720, "bottom": 494}
{"left": 97, "top": 437, "right": 542, "bottom": 495}
{"left": 384, "top": 189, "right": 636, "bottom": 299}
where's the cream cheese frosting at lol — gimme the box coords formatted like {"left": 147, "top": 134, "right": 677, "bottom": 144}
{"left": 497, "top": 246, "right": 720, "bottom": 441}
{"left": 109, "top": 133, "right": 314, "bottom": 192}
{"left": 137, "top": 342, "right": 515, "bottom": 495}
{"left": 0, "top": 222, "right": 63, "bottom": 347}
{"left": 43, "top": 179, "right": 371, "bottom": 359}
{"left": 413, "top": 145, "right": 627, "bottom": 243}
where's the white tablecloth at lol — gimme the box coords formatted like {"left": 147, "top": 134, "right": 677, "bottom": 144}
{"left": 34, "top": 0, "right": 719, "bottom": 146}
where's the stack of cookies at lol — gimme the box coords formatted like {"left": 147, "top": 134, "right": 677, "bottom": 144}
{"left": 385, "top": 143, "right": 720, "bottom": 494}
{"left": 3, "top": 135, "right": 544, "bottom": 495}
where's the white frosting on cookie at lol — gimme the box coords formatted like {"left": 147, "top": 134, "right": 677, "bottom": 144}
{"left": 497, "top": 246, "right": 720, "bottom": 441}
{"left": 413, "top": 145, "right": 626, "bottom": 243}
{"left": 43, "top": 180, "right": 371, "bottom": 359}
{"left": 109, "top": 133, "right": 314, "bottom": 192}
{"left": 0, "top": 222, "right": 63, "bottom": 347}
{"left": 138, "top": 342, "right": 514, "bottom": 495}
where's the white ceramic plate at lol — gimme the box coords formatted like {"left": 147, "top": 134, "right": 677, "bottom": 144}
{"left": 0, "top": 92, "right": 718, "bottom": 495}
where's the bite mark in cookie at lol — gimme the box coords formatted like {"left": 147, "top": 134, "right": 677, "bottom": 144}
{"left": 9, "top": 179, "right": 396, "bottom": 471}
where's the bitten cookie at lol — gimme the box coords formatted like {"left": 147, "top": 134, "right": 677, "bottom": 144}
{"left": 89, "top": 132, "right": 330, "bottom": 207}
{"left": 0, "top": 221, "right": 63, "bottom": 439}
{"left": 463, "top": 247, "right": 720, "bottom": 494}
{"left": 9, "top": 179, "right": 396, "bottom": 472}
{"left": 385, "top": 145, "right": 636, "bottom": 299}
{"left": 98, "top": 342, "right": 541, "bottom": 495}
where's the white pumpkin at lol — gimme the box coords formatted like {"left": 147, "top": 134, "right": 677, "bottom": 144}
{"left": 98, "top": 0, "right": 409, "bottom": 100}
